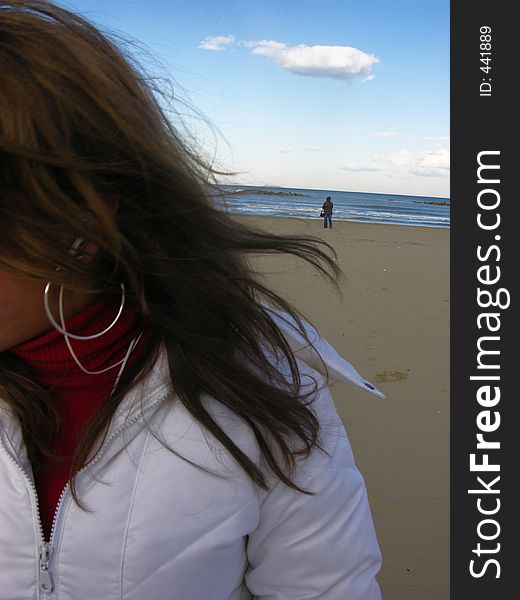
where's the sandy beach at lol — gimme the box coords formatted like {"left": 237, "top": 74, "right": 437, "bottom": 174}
{"left": 233, "top": 215, "right": 449, "bottom": 600}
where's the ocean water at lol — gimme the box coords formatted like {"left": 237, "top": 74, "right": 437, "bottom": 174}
{"left": 216, "top": 185, "right": 450, "bottom": 229}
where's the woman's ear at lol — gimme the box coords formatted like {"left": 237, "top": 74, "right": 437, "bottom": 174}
{"left": 68, "top": 237, "right": 99, "bottom": 264}
{"left": 70, "top": 197, "right": 119, "bottom": 263}
{"left": 69, "top": 237, "right": 88, "bottom": 258}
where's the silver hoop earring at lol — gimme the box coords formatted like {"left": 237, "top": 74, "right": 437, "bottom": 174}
{"left": 43, "top": 282, "right": 126, "bottom": 340}
{"left": 43, "top": 280, "right": 141, "bottom": 378}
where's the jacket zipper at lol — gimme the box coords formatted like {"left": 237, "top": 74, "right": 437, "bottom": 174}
{"left": 38, "top": 542, "right": 52, "bottom": 593}
{"left": 0, "top": 389, "right": 170, "bottom": 595}
{"left": 39, "top": 483, "right": 70, "bottom": 593}
{"left": 0, "top": 435, "right": 52, "bottom": 593}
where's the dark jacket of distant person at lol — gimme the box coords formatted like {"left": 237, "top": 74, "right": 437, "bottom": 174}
{"left": 322, "top": 197, "right": 333, "bottom": 215}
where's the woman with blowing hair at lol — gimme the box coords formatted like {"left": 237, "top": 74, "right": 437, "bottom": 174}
{"left": 0, "top": 1, "right": 382, "bottom": 598}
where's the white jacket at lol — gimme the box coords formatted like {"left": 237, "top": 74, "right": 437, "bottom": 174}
{"left": 0, "top": 310, "right": 383, "bottom": 599}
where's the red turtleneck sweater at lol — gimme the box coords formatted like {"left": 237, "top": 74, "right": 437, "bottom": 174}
{"left": 11, "top": 295, "right": 152, "bottom": 540}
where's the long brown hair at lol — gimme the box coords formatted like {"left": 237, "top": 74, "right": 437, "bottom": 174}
{"left": 0, "top": 0, "right": 341, "bottom": 500}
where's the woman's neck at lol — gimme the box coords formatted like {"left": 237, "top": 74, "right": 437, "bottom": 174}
{"left": 10, "top": 294, "right": 148, "bottom": 391}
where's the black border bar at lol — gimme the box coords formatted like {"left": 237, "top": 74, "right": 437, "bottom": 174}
{"left": 451, "top": 1, "right": 514, "bottom": 597}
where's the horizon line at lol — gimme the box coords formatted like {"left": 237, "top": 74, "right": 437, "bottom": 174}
{"left": 218, "top": 182, "right": 450, "bottom": 200}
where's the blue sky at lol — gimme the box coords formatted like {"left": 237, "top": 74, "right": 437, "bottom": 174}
{"left": 60, "top": 0, "right": 449, "bottom": 197}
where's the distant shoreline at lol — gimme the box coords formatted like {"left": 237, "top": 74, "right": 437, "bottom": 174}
{"left": 414, "top": 200, "right": 449, "bottom": 206}
{"left": 223, "top": 189, "right": 308, "bottom": 198}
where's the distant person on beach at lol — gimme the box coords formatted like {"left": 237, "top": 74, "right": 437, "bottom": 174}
{"left": 322, "top": 196, "right": 334, "bottom": 228}
{"left": 0, "top": 2, "right": 382, "bottom": 599}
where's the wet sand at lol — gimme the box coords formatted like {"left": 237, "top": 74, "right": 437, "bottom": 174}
{"left": 233, "top": 215, "right": 450, "bottom": 600}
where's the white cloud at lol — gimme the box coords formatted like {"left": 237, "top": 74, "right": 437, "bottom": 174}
{"left": 423, "top": 136, "right": 450, "bottom": 142}
{"left": 338, "top": 147, "right": 450, "bottom": 180}
{"left": 304, "top": 146, "right": 322, "bottom": 152}
{"left": 199, "top": 34, "right": 236, "bottom": 51}
{"left": 339, "top": 163, "right": 384, "bottom": 173}
{"left": 370, "top": 131, "right": 399, "bottom": 139}
{"left": 418, "top": 148, "right": 450, "bottom": 170}
{"left": 276, "top": 147, "right": 293, "bottom": 153}
{"left": 245, "top": 40, "right": 379, "bottom": 82}
{"left": 409, "top": 167, "right": 446, "bottom": 178}
{"left": 388, "top": 150, "right": 415, "bottom": 168}
{"left": 387, "top": 148, "right": 450, "bottom": 178}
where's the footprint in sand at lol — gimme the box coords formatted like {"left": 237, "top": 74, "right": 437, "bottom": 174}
{"left": 374, "top": 370, "right": 409, "bottom": 383}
